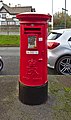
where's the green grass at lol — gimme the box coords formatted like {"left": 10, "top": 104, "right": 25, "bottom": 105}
{"left": 0, "top": 35, "right": 20, "bottom": 46}
{"left": 49, "top": 75, "right": 71, "bottom": 120}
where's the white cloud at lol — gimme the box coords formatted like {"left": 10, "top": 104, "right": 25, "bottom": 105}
{"left": 3, "top": 0, "right": 71, "bottom": 15}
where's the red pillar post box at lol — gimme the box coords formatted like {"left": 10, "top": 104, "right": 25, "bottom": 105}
{"left": 16, "top": 12, "right": 51, "bottom": 105}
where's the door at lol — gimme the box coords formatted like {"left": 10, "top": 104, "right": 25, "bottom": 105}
{"left": 20, "top": 26, "right": 47, "bottom": 86}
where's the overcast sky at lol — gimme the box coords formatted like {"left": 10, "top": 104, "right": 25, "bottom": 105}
{"left": 3, "top": 0, "right": 71, "bottom": 15}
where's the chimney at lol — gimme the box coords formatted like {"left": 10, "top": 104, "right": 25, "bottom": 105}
{"left": 0, "top": 0, "right": 3, "bottom": 2}
{"left": 31, "top": 8, "right": 36, "bottom": 12}
{"left": 18, "top": 4, "right": 21, "bottom": 7}
{"left": 9, "top": 3, "right": 11, "bottom": 7}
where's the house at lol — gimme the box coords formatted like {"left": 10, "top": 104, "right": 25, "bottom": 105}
{"left": 0, "top": 0, "right": 35, "bottom": 25}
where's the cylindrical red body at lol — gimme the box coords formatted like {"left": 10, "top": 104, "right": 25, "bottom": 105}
{"left": 16, "top": 12, "right": 51, "bottom": 105}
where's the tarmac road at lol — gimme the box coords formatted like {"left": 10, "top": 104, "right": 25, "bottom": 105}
{"left": 0, "top": 47, "right": 20, "bottom": 56}
{"left": 0, "top": 56, "right": 20, "bottom": 75}
{"left": 0, "top": 47, "right": 19, "bottom": 75}
{"left": 0, "top": 56, "right": 56, "bottom": 75}
{"left": 0, "top": 47, "right": 56, "bottom": 75}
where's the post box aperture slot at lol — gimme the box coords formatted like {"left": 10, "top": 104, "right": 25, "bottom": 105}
{"left": 28, "top": 36, "right": 37, "bottom": 49}
{"left": 24, "top": 28, "right": 41, "bottom": 33}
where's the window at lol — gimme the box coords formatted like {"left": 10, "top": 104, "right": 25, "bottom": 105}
{"left": 68, "top": 37, "right": 71, "bottom": 41}
{"left": 2, "top": 14, "right": 6, "bottom": 19}
{"left": 48, "top": 32, "right": 62, "bottom": 40}
{"left": 1, "top": 21, "right": 7, "bottom": 25}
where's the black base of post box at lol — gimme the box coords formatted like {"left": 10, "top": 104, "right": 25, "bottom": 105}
{"left": 19, "top": 82, "right": 48, "bottom": 105}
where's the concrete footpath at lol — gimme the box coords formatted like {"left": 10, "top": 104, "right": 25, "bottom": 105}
{"left": 0, "top": 75, "right": 71, "bottom": 120}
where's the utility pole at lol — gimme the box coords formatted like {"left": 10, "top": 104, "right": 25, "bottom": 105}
{"left": 52, "top": 0, "right": 53, "bottom": 30}
{"left": 62, "top": 0, "right": 68, "bottom": 28}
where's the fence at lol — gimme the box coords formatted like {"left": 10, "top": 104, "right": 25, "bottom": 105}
{"left": 0, "top": 25, "right": 20, "bottom": 35}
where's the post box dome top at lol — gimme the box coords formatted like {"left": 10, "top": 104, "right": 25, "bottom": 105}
{"left": 16, "top": 12, "right": 52, "bottom": 21}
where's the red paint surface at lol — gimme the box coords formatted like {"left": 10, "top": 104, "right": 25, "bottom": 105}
{"left": 16, "top": 13, "right": 51, "bottom": 86}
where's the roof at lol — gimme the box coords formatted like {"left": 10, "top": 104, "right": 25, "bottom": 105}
{"left": 0, "top": 3, "right": 34, "bottom": 15}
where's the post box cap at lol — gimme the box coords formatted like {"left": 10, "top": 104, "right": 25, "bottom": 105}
{"left": 16, "top": 12, "right": 52, "bottom": 21}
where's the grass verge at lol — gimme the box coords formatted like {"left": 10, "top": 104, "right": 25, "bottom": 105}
{"left": 0, "top": 35, "right": 20, "bottom": 47}
{"left": 49, "top": 75, "right": 71, "bottom": 120}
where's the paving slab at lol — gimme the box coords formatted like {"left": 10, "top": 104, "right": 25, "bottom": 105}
{"left": 0, "top": 75, "right": 71, "bottom": 120}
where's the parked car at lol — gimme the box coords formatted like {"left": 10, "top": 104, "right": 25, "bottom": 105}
{"left": 0, "top": 56, "right": 3, "bottom": 71}
{"left": 47, "top": 28, "right": 71, "bottom": 75}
